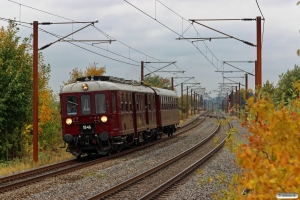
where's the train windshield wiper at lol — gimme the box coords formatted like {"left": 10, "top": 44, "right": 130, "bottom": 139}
{"left": 68, "top": 101, "right": 78, "bottom": 105}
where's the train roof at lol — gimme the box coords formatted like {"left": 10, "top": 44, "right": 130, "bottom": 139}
{"left": 60, "top": 76, "right": 178, "bottom": 97}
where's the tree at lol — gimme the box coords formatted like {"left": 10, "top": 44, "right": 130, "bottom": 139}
{"left": 64, "top": 62, "right": 106, "bottom": 85}
{"left": 230, "top": 87, "right": 300, "bottom": 199}
{"left": 261, "top": 80, "right": 275, "bottom": 96}
{"left": 0, "top": 22, "right": 32, "bottom": 159}
{"left": 178, "top": 94, "right": 192, "bottom": 114}
{"left": 298, "top": 2, "right": 300, "bottom": 56}
{"left": 143, "top": 75, "right": 171, "bottom": 89}
{"left": 272, "top": 65, "right": 300, "bottom": 105}
{"left": 0, "top": 21, "right": 61, "bottom": 160}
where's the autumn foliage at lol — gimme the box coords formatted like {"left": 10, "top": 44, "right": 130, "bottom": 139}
{"left": 64, "top": 62, "right": 106, "bottom": 85}
{"left": 229, "top": 83, "right": 300, "bottom": 199}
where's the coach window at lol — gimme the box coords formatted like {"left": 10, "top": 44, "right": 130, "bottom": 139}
{"left": 67, "top": 96, "right": 78, "bottom": 116}
{"left": 125, "top": 94, "right": 128, "bottom": 112}
{"left": 172, "top": 98, "right": 174, "bottom": 109}
{"left": 129, "top": 93, "right": 132, "bottom": 111}
{"left": 120, "top": 93, "right": 123, "bottom": 112}
{"left": 112, "top": 93, "right": 116, "bottom": 113}
{"left": 81, "top": 95, "right": 91, "bottom": 115}
{"left": 148, "top": 94, "right": 151, "bottom": 110}
{"left": 139, "top": 95, "right": 142, "bottom": 111}
{"left": 167, "top": 97, "right": 169, "bottom": 110}
{"left": 136, "top": 95, "right": 139, "bottom": 111}
{"left": 95, "top": 94, "right": 106, "bottom": 114}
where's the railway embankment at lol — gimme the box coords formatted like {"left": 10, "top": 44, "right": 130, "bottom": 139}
{"left": 164, "top": 116, "right": 249, "bottom": 199}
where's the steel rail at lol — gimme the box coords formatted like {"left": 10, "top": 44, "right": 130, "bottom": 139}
{"left": 140, "top": 112, "right": 231, "bottom": 199}
{"left": 88, "top": 114, "right": 220, "bottom": 200}
{"left": 0, "top": 112, "right": 209, "bottom": 193}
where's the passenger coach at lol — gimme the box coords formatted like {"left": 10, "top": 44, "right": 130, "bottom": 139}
{"left": 60, "top": 76, "right": 179, "bottom": 157}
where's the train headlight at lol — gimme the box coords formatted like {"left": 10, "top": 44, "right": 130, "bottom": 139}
{"left": 66, "top": 118, "right": 73, "bottom": 125}
{"left": 101, "top": 116, "right": 108, "bottom": 123}
{"left": 82, "top": 83, "right": 88, "bottom": 91}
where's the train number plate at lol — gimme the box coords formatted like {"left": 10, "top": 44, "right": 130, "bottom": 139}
{"left": 80, "top": 124, "right": 94, "bottom": 134}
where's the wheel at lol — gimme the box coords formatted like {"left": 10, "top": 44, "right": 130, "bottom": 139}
{"left": 76, "top": 153, "right": 82, "bottom": 159}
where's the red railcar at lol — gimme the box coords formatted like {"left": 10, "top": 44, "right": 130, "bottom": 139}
{"left": 60, "top": 76, "right": 179, "bottom": 157}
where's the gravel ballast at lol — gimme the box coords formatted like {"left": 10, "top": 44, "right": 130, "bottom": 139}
{"left": 0, "top": 114, "right": 249, "bottom": 200}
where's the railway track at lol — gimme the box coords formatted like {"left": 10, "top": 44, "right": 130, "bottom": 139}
{"left": 0, "top": 111, "right": 209, "bottom": 194}
{"left": 87, "top": 112, "right": 230, "bottom": 200}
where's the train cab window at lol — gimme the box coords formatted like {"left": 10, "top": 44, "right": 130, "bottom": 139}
{"left": 67, "top": 96, "right": 78, "bottom": 116}
{"left": 81, "top": 95, "right": 91, "bottom": 115}
{"left": 95, "top": 94, "right": 106, "bottom": 114}
{"left": 112, "top": 93, "right": 116, "bottom": 113}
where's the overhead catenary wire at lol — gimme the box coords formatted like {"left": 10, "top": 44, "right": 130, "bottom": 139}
{"left": 0, "top": 17, "right": 31, "bottom": 25}
{"left": 124, "top": 0, "right": 221, "bottom": 71}
{"left": 6, "top": 0, "right": 202, "bottom": 89}
{"left": 190, "top": 20, "right": 256, "bottom": 47}
{"left": 155, "top": 0, "right": 222, "bottom": 70}
{"left": 6, "top": 0, "right": 172, "bottom": 73}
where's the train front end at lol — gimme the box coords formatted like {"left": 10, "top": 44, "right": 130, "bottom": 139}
{"left": 60, "top": 79, "right": 115, "bottom": 157}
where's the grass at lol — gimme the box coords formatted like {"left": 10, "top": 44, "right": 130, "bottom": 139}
{"left": 0, "top": 150, "right": 73, "bottom": 177}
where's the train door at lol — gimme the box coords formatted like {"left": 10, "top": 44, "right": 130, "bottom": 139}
{"left": 144, "top": 94, "right": 149, "bottom": 125}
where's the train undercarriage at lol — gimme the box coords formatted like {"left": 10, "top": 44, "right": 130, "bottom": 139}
{"left": 64, "top": 125, "right": 177, "bottom": 158}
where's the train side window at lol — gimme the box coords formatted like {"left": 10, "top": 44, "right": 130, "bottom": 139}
{"left": 95, "top": 94, "right": 106, "bottom": 114}
{"left": 120, "top": 93, "right": 124, "bottom": 112}
{"left": 67, "top": 96, "right": 78, "bottom": 116}
{"left": 81, "top": 95, "right": 91, "bottom": 115}
{"left": 125, "top": 94, "right": 128, "bottom": 112}
{"left": 172, "top": 98, "right": 174, "bottom": 109}
{"left": 129, "top": 93, "right": 132, "bottom": 111}
{"left": 148, "top": 94, "right": 151, "bottom": 111}
{"left": 112, "top": 93, "right": 116, "bottom": 113}
{"left": 139, "top": 94, "right": 142, "bottom": 111}
{"left": 166, "top": 97, "right": 168, "bottom": 110}
{"left": 136, "top": 94, "right": 139, "bottom": 111}
{"left": 140, "top": 95, "right": 142, "bottom": 111}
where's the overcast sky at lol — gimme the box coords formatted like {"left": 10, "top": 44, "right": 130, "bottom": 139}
{"left": 0, "top": 0, "right": 299, "bottom": 97}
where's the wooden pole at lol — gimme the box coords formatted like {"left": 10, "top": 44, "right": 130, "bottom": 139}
{"left": 186, "top": 86, "right": 188, "bottom": 118}
{"left": 239, "top": 82, "right": 241, "bottom": 119}
{"left": 256, "top": 16, "right": 262, "bottom": 89}
{"left": 181, "top": 83, "right": 183, "bottom": 120}
{"left": 33, "top": 21, "right": 38, "bottom": 162}
{"left": 235, "top": 86, "right": 238, "bottom": 117}
{"left": 141, "top": 61, "right": 144, "bottom": 82}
